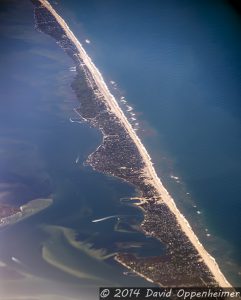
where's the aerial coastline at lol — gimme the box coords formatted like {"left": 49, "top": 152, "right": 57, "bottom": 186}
{"left": 0, "top": 198, "right": 53, "bottom": 228}
{"left": 30, "top": 0, "right": 232, "bottom": 288}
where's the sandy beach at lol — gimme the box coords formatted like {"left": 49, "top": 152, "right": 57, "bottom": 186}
{"left": 39, "top": 0, "right": 231, "bottom": 287}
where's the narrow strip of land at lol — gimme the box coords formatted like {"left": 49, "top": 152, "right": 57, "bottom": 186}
{"left": 38, "top": 0, "right": 231, "bottom": 287}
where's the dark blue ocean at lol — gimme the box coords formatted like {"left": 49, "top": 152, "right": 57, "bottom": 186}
{"left": 60, "top": 0, "right": 241, "bottom": 280}
{"left": 0, "top": 0, "right": 240, "bottom": 298}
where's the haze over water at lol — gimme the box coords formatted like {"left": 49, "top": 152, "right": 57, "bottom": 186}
{"left": 0, "top": 0, "right": 241, "bottom": 298}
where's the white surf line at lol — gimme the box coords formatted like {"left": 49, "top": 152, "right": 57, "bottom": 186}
{"left": 39, "top": 0, "right": 231, "bottom": 287}
{"left": 75, "top": 155, "right": 79, "bottom": 164}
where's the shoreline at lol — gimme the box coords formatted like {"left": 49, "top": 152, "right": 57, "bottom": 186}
{"left": 38, "top": 0, "right": 231, "bottom": 287}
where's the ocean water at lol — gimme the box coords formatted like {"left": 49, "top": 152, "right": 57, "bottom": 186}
{"left": 0, "top": 0, "right": 240, "bottom": 299}
{"left": 59, "top": 0, "right": 241, "bottom": 284}
{"left": 0, "top": 1, "right": 158, "bottom": 299}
